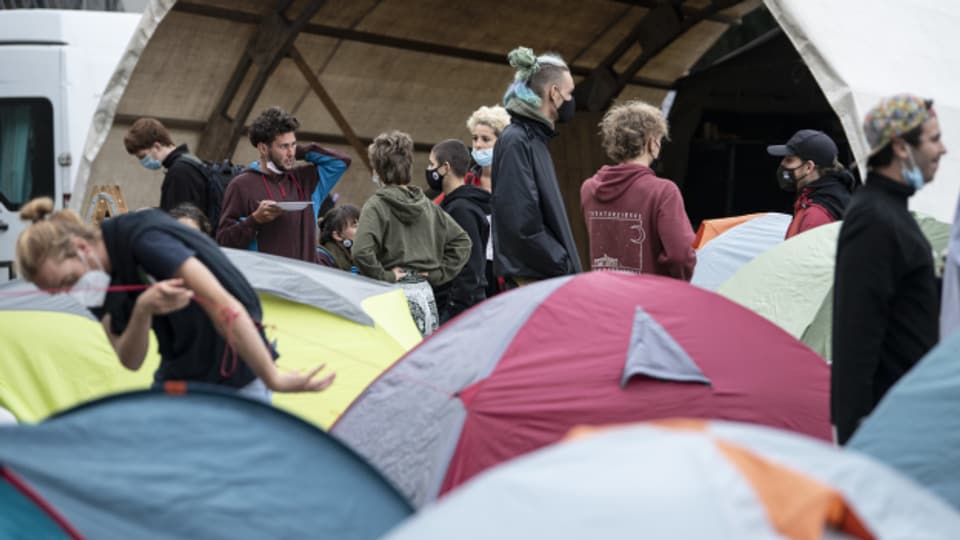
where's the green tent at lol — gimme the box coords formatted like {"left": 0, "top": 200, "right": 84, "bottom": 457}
{"left": 719, "top": 215, "right": 949, "bottom": 362}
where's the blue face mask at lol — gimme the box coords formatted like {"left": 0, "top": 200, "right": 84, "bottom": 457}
{"left": 140, "top": 154, "right": 162, "bottom": 170}
{"left": 902, "top": 148, "right": 925, "bottom": 191}
{"left": 471, "top": 148, "right": 493, "bottom": 167}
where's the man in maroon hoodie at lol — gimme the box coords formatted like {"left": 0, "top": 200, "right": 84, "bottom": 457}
{"left": 216, "top": 106, "right": 351, "bottom": 263}
{"left": 580, "top": 101, "right": 696, "bottom": 280}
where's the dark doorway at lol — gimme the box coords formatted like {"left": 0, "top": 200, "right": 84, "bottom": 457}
{"left": 661, "top": 28, "right": 858, "bottom": 228}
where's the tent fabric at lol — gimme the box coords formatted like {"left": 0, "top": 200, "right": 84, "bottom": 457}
{"left": 385, "top": 421, "right": 960, "bottom": 540}
{"left": 850, "top": 331, "right": 960, "bottom": 511}
{"left": 764, "top": 0, "right": 960, "bottom": 224}
{"left": 0, "top": 388, "right": 412, "bottom": 539}
{"left": 691, "top": 212, "right": 792, "bottom": 290}
{"left": 691, "top": 212, "right": 769, "bottom": 249}
{"left": 719, "top": 215, "right": 951, "bottom": 361}
{"left": 333, "top": 272, "right": 830, "bottom": 508}
{"left": 0, "top": 250, "right": 420, "bottom": 428}
{"left": 0, "top": 309, "right": 156, "bottom": 423}
{"left": 623, "top": 306, "right": 711, "bottom": 387}
{"left": 0, "top": 469, "right": 77, "bottom": 540}
{"left": 0, "top": 281, "right": 96, "bottom": 320}
{"left": 331, "top": 277, "right": 573, "bottom": 507}
{"left": 223, "top": 248, "right": 394, "bottom": 327}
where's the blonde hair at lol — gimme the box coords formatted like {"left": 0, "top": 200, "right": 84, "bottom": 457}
{"left": 600, "top": 100, "right": 669, "bottom": 163}
{"left": 15, "top": 197, "right": 99, "bottom": 282}
{"left": 466, "top": 105, "right": 511, "bottom": 137}
{"left": 368, "top": 131, "right": 414, "bottom": 186}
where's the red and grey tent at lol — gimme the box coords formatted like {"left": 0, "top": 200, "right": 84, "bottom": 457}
{"left": 332, "top": 272, "right": 830, "bottom": 508}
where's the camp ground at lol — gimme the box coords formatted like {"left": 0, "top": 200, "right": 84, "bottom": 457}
{"left": 2, "top": 0, "right": 960, "bottom": 536}
{"left": 690, "top": 212, "right": 791, "bottom": 290}
{"left": 0, "top": 387, "right": 412, "bottom": 539}
{"left": 385, "top": 421, "right": 960, "bottom": 539}
{"left": 718, "top": 216, "right": 950, "bottom": 361}
{"left": 333, "top": 272, "right": 831, "bottom": 508}
{"left": 0, "top": 250, "right": 420, "bottom": 427}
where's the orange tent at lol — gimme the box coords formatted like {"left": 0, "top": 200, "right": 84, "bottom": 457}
{"left": 692, "top": 212, "right": 769, "bottom": 249}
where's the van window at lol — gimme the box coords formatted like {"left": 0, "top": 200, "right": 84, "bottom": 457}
{"left": 0, "top": 98, "right": 54, "bottom": 211}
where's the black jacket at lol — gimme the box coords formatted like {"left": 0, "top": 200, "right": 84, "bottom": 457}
{"left": 160, "top": 144, "right": 208, "bottom": 212}
{"left": 491, "top": 112, "right": 583, "bottom": 280}
{"left": 832, "top": 171, "right": 938, "bottom": 444}
{"left": 100, "top": 210, "right": 273, "bottom": 388}
{"left": 806, "top": 169, "right": 856, "bottom": 220}
{"left": 437, "top": 185, "right": 491, "bottom": 322}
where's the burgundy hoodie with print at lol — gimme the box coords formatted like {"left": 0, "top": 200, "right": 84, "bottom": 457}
{"left": 580, "top": 163, "right": 696, "bottom": 280}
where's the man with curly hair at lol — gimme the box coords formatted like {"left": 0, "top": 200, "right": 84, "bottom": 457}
{"left": 491, "top": 47, "right": 582, "bottom": 288}
{"left": 216, "top": 106, "right": 351, "bottom": 262}
{"left": 580, "top": 100, "right": 695, "bottom": 279}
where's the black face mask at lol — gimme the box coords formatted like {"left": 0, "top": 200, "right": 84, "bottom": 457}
{"left": 425, "top": 166, "right": 444, "bottom": 191}
{"left": 776, "top": 165, "right": 801, "bottom": 192}
{"left": 556, "top": 95, "right": 576, "bottom": 124}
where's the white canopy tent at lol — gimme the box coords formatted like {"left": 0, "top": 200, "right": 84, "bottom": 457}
{"left": 766, "top": 0, "right": 960, "bottom": 223}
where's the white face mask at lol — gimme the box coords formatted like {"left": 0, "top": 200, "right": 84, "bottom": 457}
{"left": 68, "top": 251, "right": 111, "bottom": 308}
{"left": 266, "top": 161, "right": 284, "bottom": 175}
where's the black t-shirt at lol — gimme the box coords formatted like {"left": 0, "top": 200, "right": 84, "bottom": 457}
{"left": 102, "top": 226, "right": 258, "bottom": 388}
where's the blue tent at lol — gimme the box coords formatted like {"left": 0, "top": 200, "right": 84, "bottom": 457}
{"left": 0, "top": 387, "right": 412, "bottom": 539}
{"left": 850, "top": 331, "right": 960, "bottom": 511}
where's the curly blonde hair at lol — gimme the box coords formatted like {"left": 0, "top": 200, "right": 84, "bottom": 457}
{"left": 466, "top": 105, "right": 511, "bottom": 137}
{"left": 369, "top": 131, "right": 414, "bottom": 186}
{"left": 599, "top": 101, "right": 669, "bottom": 163}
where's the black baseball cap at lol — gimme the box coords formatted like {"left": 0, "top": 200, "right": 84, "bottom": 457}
{"left": 767, "top": 130, "right": 838, "bottom": 167}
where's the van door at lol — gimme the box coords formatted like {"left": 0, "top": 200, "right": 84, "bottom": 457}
{"left": 0, "top": 99, "right": 56, "bottom": 281}
{"left": 0, "top": 46, "right": 62, "bottom": 282}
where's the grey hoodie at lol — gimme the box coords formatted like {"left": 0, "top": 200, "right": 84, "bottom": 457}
{"left": 353, "top": 185, "right": 471, "bottom": 285}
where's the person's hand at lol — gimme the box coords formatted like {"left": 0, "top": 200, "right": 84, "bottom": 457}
{"left": 138, "top": 279, "right": 193, "bottom": 316}
{"left": 269, "top": 364, "right": 336, "bottom": 392}
{"left": 252, "top": 200, "right": 283, "bottom": 224}
{"left": 391, "top": 267, "right": 407, "bottom": 281}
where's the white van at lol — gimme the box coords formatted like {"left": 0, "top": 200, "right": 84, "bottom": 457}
{"left": 0, "top": 9, "right": 139, "bottom": 280}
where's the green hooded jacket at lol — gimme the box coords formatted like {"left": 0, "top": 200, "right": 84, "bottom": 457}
{"left": 354, "top": 185, "right": 471, "bottom": 285}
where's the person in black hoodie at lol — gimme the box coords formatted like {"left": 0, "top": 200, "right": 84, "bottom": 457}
{"left": 15, "top": 198, "right": 336, "bottom": 400}
{"left": 491, "top": 47, "right": 582, "bottom": 287}
{"left": 832, "top": 94, "right": 947, "bottom": 444}
{"left": 124, "top": 117, "right": 209, "bottom": 212}
{"left": 429, "top": 139, "right": 492, "bottom": 323}
{"left": 767, "top": 129, "right": 856, "bottom": 239}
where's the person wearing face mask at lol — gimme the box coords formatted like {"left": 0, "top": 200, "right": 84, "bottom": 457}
{"left": 429, "top": 139, "right": 491, "bottom": 323}
{"left": 767, "top": 130, "right": 855, "bottom": 239}
{"left": 430, "top": 105, "right": 509, "bottom": 206}
{"left": 580, "top": 101, "right": 696, "bottom": 280}
{"left": 14, "top": 198, "right": 337, "bottom": 401}
{"left": 317, "top": 205, "right": 360, "bottom": 273}
{"left": 490, "top": 47, "right": 582, "bottom": 288}
{"left": 216, "top": 106, "right": 351, "bottom": 263}
{"left": 353, "top": 131, "right": 471, "bottom": 336}
{"left": 124, "top": 118, "right": 210, "bottom": 212}
{"left": 465, "top": 105, "right": 511, "bottom": 299}
{"left": 832, "top": 94, "right": 947, "bottom": 445}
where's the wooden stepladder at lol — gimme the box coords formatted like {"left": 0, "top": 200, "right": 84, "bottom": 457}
{"left": 84, "top": 185, "right": 128, "bottom": 223}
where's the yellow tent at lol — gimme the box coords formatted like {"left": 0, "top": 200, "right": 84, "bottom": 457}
{"left": 0, "top": 250, "right": 420, "bottom": 428}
